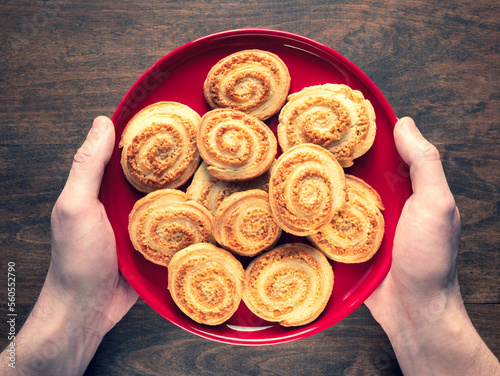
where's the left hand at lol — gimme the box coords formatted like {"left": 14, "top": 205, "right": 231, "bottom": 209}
{"left": 1, "top": 116, "right": 138, "bottom": 376}
{"left": 48, "top": 115, "right": 138, "bottom": 335}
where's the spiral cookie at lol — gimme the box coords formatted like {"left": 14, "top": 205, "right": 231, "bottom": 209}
{"left": 119, "top": 101, "right": 201, "bottom": 193}
{"left": 196, "top": 109, "right": 277, "bottom": 181}
{"left": 128, "top": 189, "right": 214, "bottom": 267}
{"left": 212, "top": 190, "right": 281, "bottom": 257}
{"left": 278, "top": 84, "right": 376, "bottom": 167}
{"left": 203, "top": 49, "right": 291, "bottom": 121}
{"left": 308, "top": 175, "right": 385, "bottom": 263}
{"left": 269, "top": 143, "right": 346, "bottom": 236}
{"left": 243, "top": 243, "right": 334, "bottom": 327}
{"left": 186, "top": 161, "right": 271, "bottom": 214}
{"left": 168, "top": 243, "right": 245, "bottom": 325}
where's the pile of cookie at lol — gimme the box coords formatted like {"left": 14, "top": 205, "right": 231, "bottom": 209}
{"left": 121, "top": 50, "right": 385, "bottom": 327}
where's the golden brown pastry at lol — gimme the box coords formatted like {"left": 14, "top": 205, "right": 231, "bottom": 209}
{"left": 128, "top": 189, "right": 214, "bottom": 267}
{"left": 277, "top": 84, "right": 376, "bottom": 167}
{"left": 167, "top": 243, "right": 245, "bottom": 325}
{"left": 242, "top": 243, "right": 334, "bottom": 327}
{"left": 308, "top": 175, "right": 385, "bottom": 263}
{"left": 196, "top": 109, "right": 277, "bottom": 181}
{"left": 186, "top": 161, "right": 271, "bottom": 214}
{"left": 119, "top": 101, "right": 201, "bottom": 193}
{"left": 269, "top": 143, "right": 346, "bottom": 236}
{"left": 203, "top": 49, "right": 291, "bottom": 121}
{"left": 212, "top": 189, "right": 281, "bottom": 257}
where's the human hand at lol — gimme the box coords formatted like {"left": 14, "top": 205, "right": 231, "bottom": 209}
{"left": 48, "top": 115, "right": 138, "bottom": 333}
{"left": 365, "top": 116, "right": 461, "bottom": 325}
{"left": 365, "top": 117, "right": 499, "bottom": 375}
{"left": 1, "top": 116, "right": 138, "bottom": 375}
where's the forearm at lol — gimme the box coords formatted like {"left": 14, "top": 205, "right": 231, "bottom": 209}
{"left": 0, "top": 274, "right": 110, "bottom": 375}
{"left": 382, "top": 289, "right": 500, "bottom": 375}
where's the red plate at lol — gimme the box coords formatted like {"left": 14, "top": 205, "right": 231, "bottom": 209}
{"left": 100, "top": 29, "right": 411, "bottom": 346}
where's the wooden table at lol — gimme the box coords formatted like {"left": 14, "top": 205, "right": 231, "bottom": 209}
{"left": 1, "top": 1, "right": 498, "bottom": 374}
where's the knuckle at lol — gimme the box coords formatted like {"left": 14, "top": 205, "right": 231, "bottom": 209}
{"left": 52, "top": 194, "right": 81, "bottom": 223}
{"left": 52, "top": 196, "right": 72, "bottom": 222}
{"left": 438, "top": 193, "right": 460, "bottom": 226}
{"left": 421, "top": 143, "right": 441, "bottom": 162}
{"left": 73, "top": 143, "right": 94, "bottom": 167}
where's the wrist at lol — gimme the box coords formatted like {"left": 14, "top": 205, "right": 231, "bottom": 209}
{"left": 381, "top": 283, "right": 499, "bottom": 375}
{"left": 385, "top": 287, "right": 465, "bottom": 352}
{"left": 7, "top": 273, "right": 110, "bottom": 375}
{"left": 41, "top": 268, "right": 117, "bottom": 340}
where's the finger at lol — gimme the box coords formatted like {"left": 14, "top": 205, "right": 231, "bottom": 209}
{"left": 394, "top": 117, "right": 451, "bottom": 201}
{"left": 63, "top": 116, "right": 115, "bottom": 203}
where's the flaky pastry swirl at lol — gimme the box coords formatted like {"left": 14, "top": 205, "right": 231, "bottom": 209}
{"left": 186, "top": 161, "right": 271, "bottom": 214}
{"left": 119, "top": 101, "right": 201, "bottom": 193}
{"left": 196, "top": 109, "right": 277, "bottom": 181}
{"left": 203, "top": 49, "right": 291, "bottom": 120}
{"left": 308, "top": 175, "right": 385, "bottom": 263}
{"left": 168, "top": 243, "right": 245, "bottom": 325}
{"left": 128, "top": 189, "right": 214, "bottom": 267}
{"left": 242, "top": 243, "right": 334, "bottom": 327}
{"left": 269, "top": 143, "right": 346, "bottom": 236}
{"left": 212, "top": 189, "right": 282, "bottom": 257}
{"left": 278, "top": 84, "right": 376, "bottom": 167}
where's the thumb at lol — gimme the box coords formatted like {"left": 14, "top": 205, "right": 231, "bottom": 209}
{"left": 394, "top": 117, "right": 451, "bottom": 201}
{"left": 63, "top": 116, "right": 115, "bottom": 203}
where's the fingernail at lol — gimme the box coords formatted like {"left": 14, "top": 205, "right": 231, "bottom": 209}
{"left": 90, "top": 116, "right": 110, "bottom": 135}
{"left": 399, "top": 116, "right": 421, "bottom": 135}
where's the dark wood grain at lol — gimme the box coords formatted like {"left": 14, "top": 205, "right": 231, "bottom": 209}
{"left": 1, "top": 0, "right": 498, "bottom": 374}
